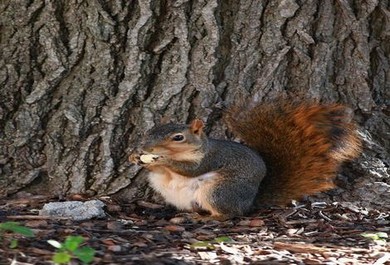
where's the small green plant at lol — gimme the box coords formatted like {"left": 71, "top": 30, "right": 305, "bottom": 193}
{"left": 189, "top": 236, "right": 234, "bottom": 250}
{"left": 0, "top": 221, "right": 34, "bottom": 248}
{"left": 361, "top": 232, "right": 388, "bottom": 245}
{"left": 48, "top": 235, "right": 95, "bottom": 264}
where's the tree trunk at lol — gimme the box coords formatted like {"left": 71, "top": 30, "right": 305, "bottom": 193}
{"left": 1, "top": 0, "right": 389, "bottom": 209}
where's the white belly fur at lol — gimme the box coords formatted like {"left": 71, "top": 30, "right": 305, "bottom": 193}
{"left": 147, "top": 170, "right": 218, "bottom": 210}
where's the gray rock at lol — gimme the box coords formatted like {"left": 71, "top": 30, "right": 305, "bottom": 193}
{"left": 39, "top": 200, "right": 106, "bottom": 221}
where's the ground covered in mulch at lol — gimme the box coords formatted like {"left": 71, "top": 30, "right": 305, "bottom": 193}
{"left": 0, "top": 194, "right": 389, "bottom": 265}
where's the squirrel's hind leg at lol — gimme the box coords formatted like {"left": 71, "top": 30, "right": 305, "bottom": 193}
{"left": 194, "top": 173, "right": 257, "bottom": 220}
{"left": 193, "top": 173, "right": 227, "bottom": 218}
{"left": 190, "top": 200, "right": 231, "bottom": 222}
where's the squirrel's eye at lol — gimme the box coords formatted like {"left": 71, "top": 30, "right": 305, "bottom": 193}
{"left": 172, "top": 134, "right": 185, "bottom": 142}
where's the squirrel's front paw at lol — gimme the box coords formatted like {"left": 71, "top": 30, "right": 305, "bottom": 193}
{"left": 129, "top": 152, "right": 142, "bottom": 165}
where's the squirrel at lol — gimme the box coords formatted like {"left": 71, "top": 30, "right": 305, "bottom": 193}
{"left": 129, "top": 101, "right": 362, "bottom": 220}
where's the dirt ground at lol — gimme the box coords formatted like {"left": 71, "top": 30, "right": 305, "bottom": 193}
{"left": 0, "top": 194, "right": 389, "bottom": 265}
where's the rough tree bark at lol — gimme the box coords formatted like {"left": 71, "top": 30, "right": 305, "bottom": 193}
{"left": 1, "top": 0, "right": 389, "bottom": 209}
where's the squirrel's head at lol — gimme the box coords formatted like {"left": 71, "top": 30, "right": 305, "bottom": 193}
{"left": 141, "top": 119, "right": 206, "bottom": 162}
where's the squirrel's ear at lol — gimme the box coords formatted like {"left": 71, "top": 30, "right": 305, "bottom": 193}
{"left": 190, "top": 119, "right": 204, "bottom": 135}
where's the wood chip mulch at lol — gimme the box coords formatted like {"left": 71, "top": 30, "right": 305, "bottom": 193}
{"left": 0, "top": 195, "right": 389, "bottom": 265}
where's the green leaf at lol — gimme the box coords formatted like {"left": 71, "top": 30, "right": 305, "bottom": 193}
{"left": 64, "top": 236, "right": 84, "bottom": 252}
{"left": 9, "top": 238, "right": 18, "bottom": 249}
{"left": 52, "top": 252, "right": 71, "bottom": 264}
{"left": 361, "top": 232, "right": 388, "bottom": 241}
{"left": 0, "top": 222, "right": 34, "bottom": 237}
{"left": 214, "top": 236, "right": 233, "bottom": 243}
{"left": 74, "top": 246, "right": 95, "bottom": 264}
{"left": 48, "top": 239, "right": 63, "bottom": 249}
{"left": 376, "top": 232, "right": 388, "bottom": 239}
{"left": 189, "top": 241, "right": 215, "bottom": 250}
{"left": 361, "top": 233, "right": 380, "bottom": 240}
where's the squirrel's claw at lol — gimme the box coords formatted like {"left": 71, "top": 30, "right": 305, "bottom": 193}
{"left": 129, "top": 152, "right": 143, "bottom": 165}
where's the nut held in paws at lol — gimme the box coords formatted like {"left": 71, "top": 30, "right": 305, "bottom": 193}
{"left": 140, "top": 154, "right": 159, "bottom": 163}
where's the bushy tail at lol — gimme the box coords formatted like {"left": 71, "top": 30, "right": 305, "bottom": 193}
{"left": 224, "top": 101, "right": 362, "bottom": 206}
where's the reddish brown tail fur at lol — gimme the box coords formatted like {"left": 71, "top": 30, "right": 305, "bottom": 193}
{"left": 224, "top": 101, "right": 362, "bottom": 206}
